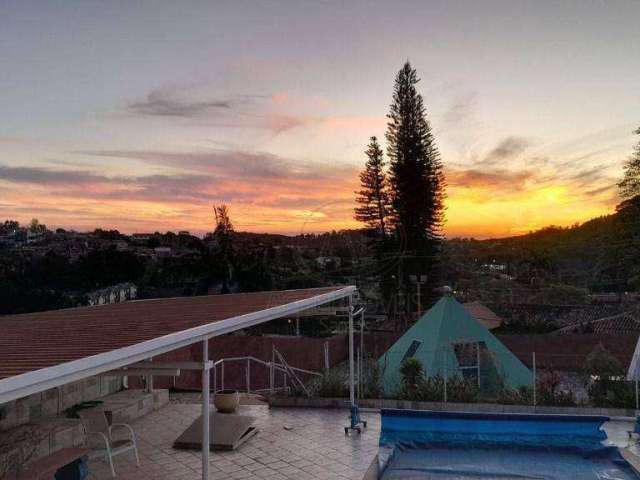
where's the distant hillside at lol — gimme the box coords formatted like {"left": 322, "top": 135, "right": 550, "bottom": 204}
{"left": 446, "top": 208, "right": 638, "bottom": 293}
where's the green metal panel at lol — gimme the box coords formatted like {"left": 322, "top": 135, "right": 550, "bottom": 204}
{"left": 379, "top": 295, "right": 533, "bottom": 394}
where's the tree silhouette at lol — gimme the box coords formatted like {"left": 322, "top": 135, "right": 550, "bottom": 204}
{"left": 354, "top": 136, "right": 390, "bottom": 236}
{"left": 386, "top": 61, "right": 446, "bottom": 310}
{"left": 618, "top": 126, "right": 640, "bottom": 200}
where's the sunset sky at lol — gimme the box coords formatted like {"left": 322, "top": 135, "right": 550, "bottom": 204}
{"left": 1, "top": 1, "right": 639, "bottom": 238}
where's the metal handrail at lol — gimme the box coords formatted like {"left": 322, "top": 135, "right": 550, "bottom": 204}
{"left": 212, "top": 355, "right": 321, "bottom": 394}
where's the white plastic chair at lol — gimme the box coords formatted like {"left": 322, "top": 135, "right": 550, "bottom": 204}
{"left": 78, "top": 408, "right": 140, "bottom": 477}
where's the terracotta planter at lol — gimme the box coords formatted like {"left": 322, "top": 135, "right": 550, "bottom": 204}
{"left": 214, "top": 389, "right": 240, "bottom": 413}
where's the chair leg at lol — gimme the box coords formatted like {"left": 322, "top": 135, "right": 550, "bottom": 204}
{"left": 133, "top": 443, "right": 140, "bottom": 467}
{"left": 107, "top": 450, "right": 116, "bottom": 477}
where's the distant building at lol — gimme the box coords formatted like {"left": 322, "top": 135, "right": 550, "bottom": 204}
{"left": 154, "top": 246, "right": 172, "bottom": 258}
{"left": 26, "top": 229, "right": 45, "bottom": 244}
{"left": 131, "top": 233, "right": 152, "bottom": 243}
{"left": 87, "top": 282, "right": 137, "bottom": 306}
{"left": 315, "top": 256, "right": 341, "bottom": 269}
{"left": 462, "top": 301, "right": 503, "bottom": 330}
{"left": 481, "top": 262, "right": 506, "bottom": 272}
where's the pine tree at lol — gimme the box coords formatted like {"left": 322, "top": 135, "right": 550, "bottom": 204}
{"left": 213, "top": 204, "right": 235, "bottom": 291}
{"left": 354, "top": 136, "right": 390, "bottom": 236}
{"left": 618, "top": 126, "right": 640, "bottom": 200}
{"left": 386, "top": 61, "right": 446, "bottom": 311}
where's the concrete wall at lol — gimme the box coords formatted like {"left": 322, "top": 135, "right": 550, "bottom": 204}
{"left": 0, "top": 375, "right": 122, "bottom": 432}
{"left": 129, "top": 334, "right": 350, "bottom": 392}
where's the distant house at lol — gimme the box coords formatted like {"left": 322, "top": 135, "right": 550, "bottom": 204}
{"left": 482, "top": 262, "right": 506, "bottom": 272}
{"left": 87, "top": 282, "right": 137, "bottom": 306}
{"left": 462, "top": 301, "right": 503, "bottom": 330}
{"left": 131, "top": 233, "right": 152, "bottom": 244}
{"left": 154, "top": 246, "right": 172, "bottom": 258}
{"left": 379, "top": 295, "right": 532, "bottom": 394}
{"left": 553, "top": 309, "right": 640, "bottom": 335}
{"left": 315, "top": 256, "right": 341, "bottom": 269}
{"left": 26, "top": 229, "right": 45, "bottom": 244}
{"left": 114, "top": 239, "right": 129, "bottom": 251}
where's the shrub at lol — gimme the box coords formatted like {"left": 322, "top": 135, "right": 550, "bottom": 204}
{"left": 412, "top": 375, "right": 444, "bottom": 402}
{"left": 537, "top": 371, "right": 576, "bottom": 406}
{"left": 312, "top": 368, "right": 349, "bottom": 398}
{"left": 394, "top": 374, "right": 479, "bottom": 403}
{"left": 400, "top": 357, "right": 424, "bottom": 390}
{"left": 361, "top": 357, "right": 384, "bottom": 399}
{"left": 446, "top": 376, "right": 479, "bottom": 403}
{"left": 495, "top": 386, "right": 533, "bottom": 405}
{"left": 583, "top": 344, "right": 632, "bottom": 407}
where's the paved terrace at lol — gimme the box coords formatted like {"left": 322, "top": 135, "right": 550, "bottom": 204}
{"left": 88, "top": 398, "right": 380, "bottom": 480}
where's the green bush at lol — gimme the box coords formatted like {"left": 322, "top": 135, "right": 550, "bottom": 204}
{"left": 394, "top": 374, "right": 479, "bottom": 403}
{"left": 361, "top": 357, "right": 384, "bottom": 399}
{"left": 446, "top": 376, "right": 479, "bottom": 403}
{"left": 584, "top": 344, "right": 633, "bottom": 407}
{"left": 536, "top": 371, "right": 576, "bottom": 406}
{"left": 494, "top": 386, "right": 533, "bottom": 405}
{"left": 312, "top": 369, "right": 349, "bottom": 398}
{"left": 400, "top": 357, "right": 424, "bottom": 389}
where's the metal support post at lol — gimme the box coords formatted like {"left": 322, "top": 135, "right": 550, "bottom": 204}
{"left": 345, "top": 296, "right": 367, "bottom": 434}
{"left": 201, "top": 339, "right": 210, "bottom": 480}
{"left": 533, "top": 352, "right": 537, "bottom": 407}
{"left": 246, "top": 358, "right": 250, "bottom": 393}
{"left": 444, "top": 352, "right": 448, "bottom": 403}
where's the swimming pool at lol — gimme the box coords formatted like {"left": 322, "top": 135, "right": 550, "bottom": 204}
{"left": 378, "top": 409, "right": 639, "bottom": 479}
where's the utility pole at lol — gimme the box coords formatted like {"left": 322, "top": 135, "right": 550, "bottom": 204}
{"left": 409, "top": 274, "right": 427, "bottom": 318}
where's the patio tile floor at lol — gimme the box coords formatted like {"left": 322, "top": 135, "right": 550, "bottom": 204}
{"left": 88, "top": 400, "right": 380, "bottom": 480}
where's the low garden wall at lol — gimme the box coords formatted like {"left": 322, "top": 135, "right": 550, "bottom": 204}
{"left": 268, "top": 395, "right": 640, "bottom": 418}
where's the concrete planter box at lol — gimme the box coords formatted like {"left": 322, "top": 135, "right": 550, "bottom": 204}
{"left": 267, "top": 396, "right": 639, "bottom": 419}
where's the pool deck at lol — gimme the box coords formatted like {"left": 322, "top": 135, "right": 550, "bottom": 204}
{"left": 86, "top": 396, "right": 640, "bottom": 480}
{"left": 88, "top": 399, "right": 380, "bottom": 480}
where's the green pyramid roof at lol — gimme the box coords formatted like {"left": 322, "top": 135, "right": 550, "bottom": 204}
{"left": 379, "top": 295, "right": 532, "bottom": 393}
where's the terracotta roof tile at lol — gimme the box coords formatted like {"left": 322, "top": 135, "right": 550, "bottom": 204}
{"left": 0, "top": 287, "right": 343, "bottom": 380}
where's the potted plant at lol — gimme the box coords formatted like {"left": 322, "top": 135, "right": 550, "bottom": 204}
{"left": 214, "top": 389, "right": 240, "bottom": 413}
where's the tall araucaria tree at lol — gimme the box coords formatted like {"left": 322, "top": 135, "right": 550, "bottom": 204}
{"left": 354, "top": 136, "right": 391, "bottom": 236}
{"left": 386, "top": 61, "right": 446, "bottom": 311}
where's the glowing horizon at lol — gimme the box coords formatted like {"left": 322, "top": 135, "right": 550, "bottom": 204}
{"left": 1, "top": 1, "right": 638, "bottom": 239}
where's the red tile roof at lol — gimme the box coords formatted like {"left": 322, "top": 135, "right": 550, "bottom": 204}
{"left": 0, "top": 287, "right": 345, "bottom": 380}
{"left": 463, "top": 301, "right": 503, "bottom": 330}
{"left": 554, "top": 309, "right": 640, "bottom": 335}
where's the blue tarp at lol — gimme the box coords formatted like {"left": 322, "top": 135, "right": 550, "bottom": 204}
{"left": 379, "top": 409, "right": 639, "bottom": 480}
